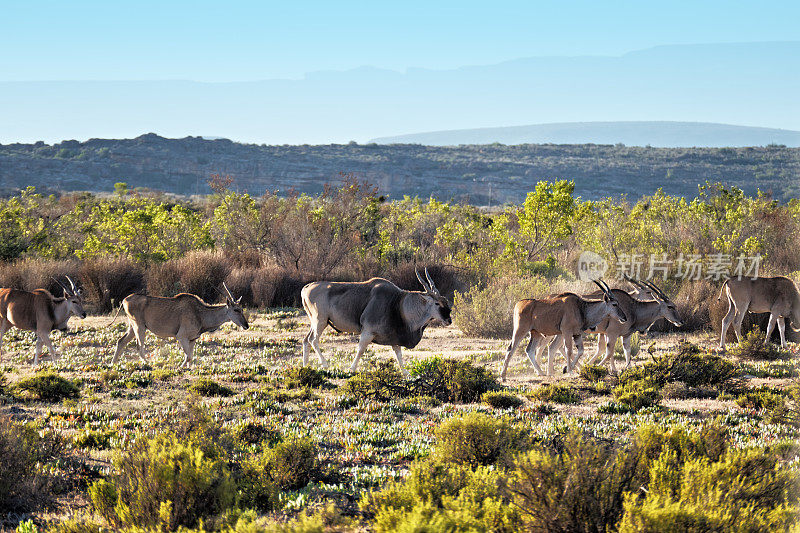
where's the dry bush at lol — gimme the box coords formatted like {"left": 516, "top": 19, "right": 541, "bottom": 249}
{"left": 79, "top": 257, "right": 145, "bottom": 312}
{"left": 224, "top": 265, "right": 303, "bottom": 307}
{"left": 453, "top": 276, "right": 550, "bottom": 338}
{"left": 0, "top": 258, "right": 80, "bottom": 296}
{"left": 147, "top": 250, "right": 231, "bottom": 302}
{"left": 673, "top": 278, "right": 719, "bottom": 332}
{"left": 267, "top": 267, "right": 305, "bottom": 307}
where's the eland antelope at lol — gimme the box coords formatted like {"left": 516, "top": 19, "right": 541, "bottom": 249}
{"left": 589, "top": 278, "right": 682, "bottom": 372}
{"left": 0, "top": 276, "right": 86, "bottom": 364}
{"left": 500, "top": 279, "right": 626, "bottom": 380}
{"left": 300, "top": 268, "right": 452, "bottom": 377}
{"left": 718, "top": 276, "right": 800, "bottom": 350}
{"left": 112, "top": 282, "right": 249, "bottom": 367}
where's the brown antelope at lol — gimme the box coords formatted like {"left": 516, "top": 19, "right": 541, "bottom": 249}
{"left": 0, "top": 276, "right": 86, "bottom": 364}
{"left": 589, "top": 278, "right": 682, "bottom": 372}
{"left": 112, "top": 282, "right": 249, "bottom": 367}
{"left": 301, "top": 268, "right": 451, "bottom": 377}
{"left": 500, "top": 280, "right": 626, "bottom": 380}
{"left": 718, "top": 276, "right": 800, "bottom": 350}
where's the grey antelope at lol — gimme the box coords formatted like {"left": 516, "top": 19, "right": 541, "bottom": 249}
{"left": 718, "top": 276, "right": 800, "bottom": 349}
{"left": 500, "top": 280, "right": 626, "bottom": 380}
{"left": 0, "top": 276, "right": 86, "bottom": 364}
{"left": 112, "top": 283, "right": 249, "bottom": 367}
{"left": 589, "top": 278, "right": 682, "bottom": 372}
{"left": 300, "top": 268, "right": 452, "bottom": 377}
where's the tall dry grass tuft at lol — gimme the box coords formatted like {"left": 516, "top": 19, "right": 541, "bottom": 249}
{"left": 147, "top": 250, "right": 231, "bottom": 302}
{"left": 79, "top": 258, "right": 145, "bottom": 312}
{"left": 0, "top": 258, "right": 80, "bottom": 296}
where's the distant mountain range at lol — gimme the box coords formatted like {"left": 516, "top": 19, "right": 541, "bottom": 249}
{"left": 2, "top": 134, "right": 799, "bottom": 203}
{"left": 371, "top": 121, "right": 800, "bottom": 147}
{"left": 1, "top": 41, "right": 798, "bottom": 145}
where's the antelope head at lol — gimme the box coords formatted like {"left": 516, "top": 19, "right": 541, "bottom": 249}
{"left": 222, "top": 281, "right": 249, "bottom": 330}
{"left": 415, "top": 267, "right": 452, "bottom": 326}
{"left": 592, "top": 279, "right": 627, "bottom": 323}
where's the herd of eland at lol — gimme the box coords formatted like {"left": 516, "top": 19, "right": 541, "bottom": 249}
{"left": 1, "top": 271, "right": 798, "bottom": 379}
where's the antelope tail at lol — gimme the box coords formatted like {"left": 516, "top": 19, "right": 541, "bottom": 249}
{"left": 107, "top": 301, "right": 125, "bottom": 327}
{"left": 717, "top": 279, "right": 729, "bottom": 301}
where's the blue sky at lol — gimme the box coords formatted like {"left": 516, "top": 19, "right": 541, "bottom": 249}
{"left": 3, "top": 1, "right": 799, "bottom": 81}
{"left": 1, "top": 1, "right": 798, "bottom": 144}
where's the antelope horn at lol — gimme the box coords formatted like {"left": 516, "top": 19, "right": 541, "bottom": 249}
{"left": 52, "top": 276, "right": 71, "bottom": 296}
{"left": 415, "top": 268, "right": 430, "bottom": 292}
{"left": 599, "top": 278, "right": 613, "bottom": 295}
{"left": 644, "top": 280, "right": 668, "bottom": 301}
{"left": 424, "top": 267, "right": 440, "bottom": 295}
{"left": 592, "top": 279, "right": 607, "bottom": 295}
{"left": 66, "top": 275, "right": 79, "bottom": 294}
{"left": 222, "top": 281, "right": 235, "bottom": 301}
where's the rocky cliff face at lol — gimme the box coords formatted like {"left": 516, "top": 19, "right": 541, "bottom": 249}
{"left": 2, "top": 134, "right": 798, "bottom": 202}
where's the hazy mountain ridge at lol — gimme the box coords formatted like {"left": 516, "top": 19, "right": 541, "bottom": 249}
{"left": 2, "top": 134, "right": 799, "bottom": 202}
{"left": 2, "top": 41, "right": 798, "bottom": 145}
{"left": 371, "top": 121, "right": 800, "bottom": 147}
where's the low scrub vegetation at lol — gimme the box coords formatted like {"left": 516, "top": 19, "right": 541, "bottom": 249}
{"left": 528, "top": 382, "right": 580, "bottom": 404}
{"left": 0, "top": 417, "right": 64, "bottom": 513}
{"left": 187, "top": 378, "right": 235, "bottom": 397}
{"left": 482, "top": 390, "right": 524, "bottom": 409}
{"left": 728, "top": 327, "right": 792, "bottom": 360}
{"left": 342, "top": 357, "right": 499, "bottom": 404}
{"left": 15, "top": 371, "right": 80, "bottom": 402}
{"left": 89, "top": 434, "right": 236, "bottom": 530}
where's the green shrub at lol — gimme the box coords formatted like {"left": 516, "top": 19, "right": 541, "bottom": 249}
{"left": 579, "top": 363, "right": 609, "bottom": 383}
{"left": 736, "top": 386, "right": 785, "bottom": 411}
{"left": 360, "top": 457, "right": 522, "bottom": 533}
{"left": 482, "top": 390, "right": 524, "bottom": 409}
{"left": 613, "top": 378, "right": 661, "bottom": 411}
{"left": 434, "top": 412, "right": 525, "bottom": 467}
{"left": 284, "top": 366, "right": 330, "bottom": 389}
{"left": 187, "top": 378, "right": 234, "bottom": 397}
{"left": 262, "top": 438, "right": 318, "bottom": 490}
{"left": 73, "top": 429, "right": 115, "bottom": 450}
{"left": 89, "top": 433, "right": 235, "bottom": 529}
{"left": 453, "top": 276, "right": 549, "bottom": 338}
{"left": 728, "top": 327, "right": 792, "bottom": 360}
{"left": 410, "top": 356, "right": 499, "bottom": 403}
{"left": 251, "top": 502, "right": 356, "bottom": 533}
{"left": 0, "top": 417, "right": 63, "bottom": 513}
{"left": 15, "top": 372, "right": 80, "bottom": 402}
{"left": 47, "top": 517, "right": 105, "bottom": 533}
{"left": 528, "top": 382, "right": 580, "bottom": 404}
{"left": 619, "top": 345, "right": 740, "bottom": 392}
{"left": 230, "top": 420, "right": 281, "bottom": 446}
{"left": 619, "top": 447, "right": 799, "bottom": 532}
{"left": 342, "top": 360, "right": 408, "bottom": 402}
{"left": 508, "top": 431, "right": 644, "bottom": 533}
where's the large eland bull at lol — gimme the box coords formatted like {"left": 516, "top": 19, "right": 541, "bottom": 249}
{"left": 112, "top": 282, "right": 249, "bottom": 367}
{"left": 301, "top": 268, "right": 452, "bottom": 377}
{"left": 0, "top": 276, "right": 86, "bottom": 364}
